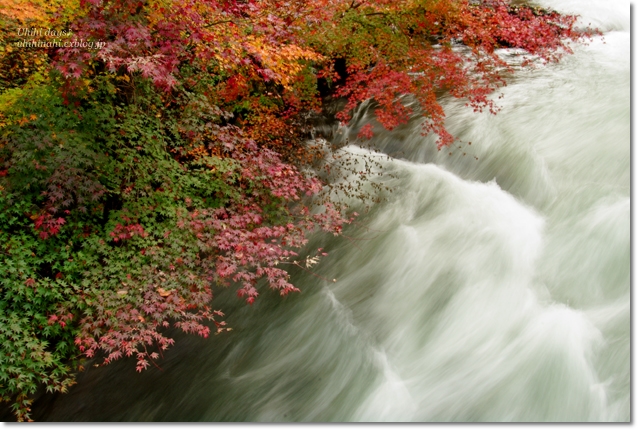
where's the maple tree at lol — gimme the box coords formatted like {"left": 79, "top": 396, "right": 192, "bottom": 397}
{"left": 0, "top": 0, "right": 595, "bottom": 421}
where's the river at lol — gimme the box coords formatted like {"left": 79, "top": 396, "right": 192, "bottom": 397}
{"left": 26, "top": 0, "right": 630, "bottom": 422}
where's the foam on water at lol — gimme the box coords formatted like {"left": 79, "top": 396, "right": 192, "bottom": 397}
{"left": 320, "top": 150, "right": 616, "bottom": 421}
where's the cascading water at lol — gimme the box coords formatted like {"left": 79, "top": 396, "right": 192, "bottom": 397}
{"left": 25, "top": 0, "right": 629, "bottom": 422}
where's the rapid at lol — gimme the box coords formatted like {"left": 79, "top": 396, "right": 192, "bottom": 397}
{"left": 29, "top": 0, "right": 629, "bottom": 422}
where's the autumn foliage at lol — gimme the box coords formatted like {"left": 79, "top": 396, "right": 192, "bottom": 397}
{"left": 0, "top": 0, "right": 594, "bottom": 421}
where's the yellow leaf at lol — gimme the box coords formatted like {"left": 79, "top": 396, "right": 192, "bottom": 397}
{"left": 157, "top": 287, "right": 172, "bottom": 297}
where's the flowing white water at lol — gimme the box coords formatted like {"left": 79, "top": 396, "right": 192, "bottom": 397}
{"left": 28, "top": 0, "right": 629, "bottom": 422}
